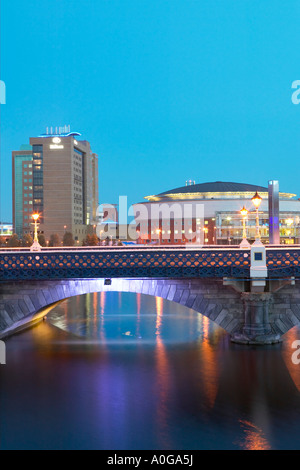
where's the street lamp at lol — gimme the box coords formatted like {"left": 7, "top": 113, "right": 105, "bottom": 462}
{"left": 156, "top": 229, "right": 162, "bottom": 245}
{"left": 30, "top": 213, "right": 42, "bottom": 252}
{"left": 240, "top": 206, "right": 250, "bottom": 248}
{"left": 252, "top": 191, "right": 263, "bottom": 245}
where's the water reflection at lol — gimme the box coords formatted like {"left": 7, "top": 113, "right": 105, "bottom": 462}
{"left": 238, "top": 420, "right": 271, "bottom": 450}
{"left": 155, "top": 297, "right": 172, "bottom": 448}
{"left": 198, "top": 316, "right": 219, "bottom": 409}
{"left": 1, "top": 292, "right": 300, "bottom": 450}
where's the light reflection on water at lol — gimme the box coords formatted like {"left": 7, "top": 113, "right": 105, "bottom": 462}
{"left": 48, "top": 291, "right": 223, "bottom": 346}
{"left": 1, "top": 291, "right": 300, "bottom": 450}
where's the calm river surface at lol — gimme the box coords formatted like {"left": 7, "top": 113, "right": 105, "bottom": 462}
{"left": 1, "top": 291, "right": 300, "bottom": 450}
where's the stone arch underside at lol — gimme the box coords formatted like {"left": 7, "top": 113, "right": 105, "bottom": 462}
{"left": 0, "top": 278, "right": 245, "bottom": 338}
{"left": 1, "top": 278, "right": 300, "bottom": 340}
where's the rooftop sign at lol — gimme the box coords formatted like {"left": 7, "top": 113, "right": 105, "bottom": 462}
{"left": 39, "top": 125, "right": 81, "bottom": 138}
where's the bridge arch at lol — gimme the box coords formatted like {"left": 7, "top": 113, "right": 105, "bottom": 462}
{"left": 0, "top": 278, "right": 244, "bottom": 339}
{"left": 2, "top": 278, "right": 300, "bottom": 343}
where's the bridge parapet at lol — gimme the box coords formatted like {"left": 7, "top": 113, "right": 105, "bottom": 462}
{"left": 1, "top": 247, "right": 300, "bottom": 345}
{"left": 0, "top": 248, "right": 251, "bottom": 281}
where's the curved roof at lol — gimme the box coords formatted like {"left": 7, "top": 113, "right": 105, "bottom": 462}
{"left": 144, "top": 181, "right": 296, "bottom": 201}
{"left": 158, "top": 181, "right": 268, "bottom": 196}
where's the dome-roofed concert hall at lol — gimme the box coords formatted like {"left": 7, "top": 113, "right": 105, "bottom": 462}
{"left": 135, "top": 181, "right": 300, "bottom": 245}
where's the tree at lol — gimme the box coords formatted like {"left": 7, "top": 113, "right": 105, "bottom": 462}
{"left": 22, "top": 234, "right": 33, "bottom": 247}
{"left": 49, "top": 234, "right": 60, "bottom": 247}
{"left": 38, "top": 234, "right": 47, "bottom": 247}
{"left": 83, "top": 234, "right": 99, "bottom": 246}
{"left": 0, "top": 236, "right": 7, "bottom": 247}
{"left": 8, "top": 234, "right": 20, "bottom": 247}
{"left": 63, "top": 232, "right": 75, "bottom": 247}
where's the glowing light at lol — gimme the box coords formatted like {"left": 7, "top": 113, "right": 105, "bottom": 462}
{"left": 252, "top": 191, "right": 262, "bottom": 209}
{"left": 32, "top": 213, "right": 39, "bottom": 221}
{"left": 50, "top": 144, "right": 64, "bottom": 150}
{"left": 240, "top": 206, "right": 248, "bottom": 217}
{"left": 286, "top": 218, "right": 294, "bottom": 226}
{"left": 52, "top": 137, "right": 61, "bottom": 144}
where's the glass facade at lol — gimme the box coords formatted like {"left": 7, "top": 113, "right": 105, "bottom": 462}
{"left": 14, "top": 154, "right": 33, "bottom": 236}
{"left": 32, "top": 145, "right": 44, "bottom": 216}
{"left": 73, "top": 147, "right": 85, "bottom": 225}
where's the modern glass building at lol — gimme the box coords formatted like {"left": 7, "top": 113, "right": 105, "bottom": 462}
{"left": 12, "top": 147, "right": 34, "bottom": 237}
{"left": 12, "top": 129, "right": 99, "bottom": 243}
{"left": 134, "top": 181, "right": 300, "bottom": 245}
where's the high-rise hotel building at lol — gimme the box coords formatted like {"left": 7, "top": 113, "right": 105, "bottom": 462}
{"left": 12, "top": 128, "right": 99, "bottom": 243}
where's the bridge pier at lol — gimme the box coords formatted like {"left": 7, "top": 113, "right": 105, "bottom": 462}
{"left": 231, "top": 292, "right": 282, "bottom": 345}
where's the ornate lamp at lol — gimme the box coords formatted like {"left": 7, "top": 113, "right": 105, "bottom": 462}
{"left": 252, "top": 191, "right": 263, "bottom": 245}
{"left": 30, "top": 213, "right": 42, "bottom": 252}
{"left": 240, "top": 206, "right": 250, "bottom": 248}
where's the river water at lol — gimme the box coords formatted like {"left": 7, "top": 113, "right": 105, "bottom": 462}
{"left": 1, "top": 291, "right": 300, "bottom": 450}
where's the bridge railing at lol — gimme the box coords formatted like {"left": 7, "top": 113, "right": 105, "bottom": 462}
{"left": 1, "top": 246, "right": 300, "bottom": 281}
{"left": 0, "top": 244, "right": 242, "bottom": 253}
{"left": 0, "top": 247, "right": 251, "bottom": 281}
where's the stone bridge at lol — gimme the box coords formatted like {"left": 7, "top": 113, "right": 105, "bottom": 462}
{"left": 0, "top": 246, "right": 300, "bottom": 344}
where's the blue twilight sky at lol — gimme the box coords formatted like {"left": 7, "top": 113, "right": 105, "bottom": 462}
{"left": 1, "top": 0, "right": 300, "bottom": 222}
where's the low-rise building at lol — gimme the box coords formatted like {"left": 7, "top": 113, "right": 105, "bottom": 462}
{"left": 134, "top": 181, "right": 300, "bottom": 245}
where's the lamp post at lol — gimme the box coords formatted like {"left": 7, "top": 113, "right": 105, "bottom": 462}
{"left": 252, "top": 191, "right": 263, "bottom": 245}
{"left": 156, "top": 229, "right": 162, "bottom": 245}
{"left": 239, "top": 206, "right": 250, "bottom": 248}
{"left": 30, "top": 213, "right": 42, "bottom": 252}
